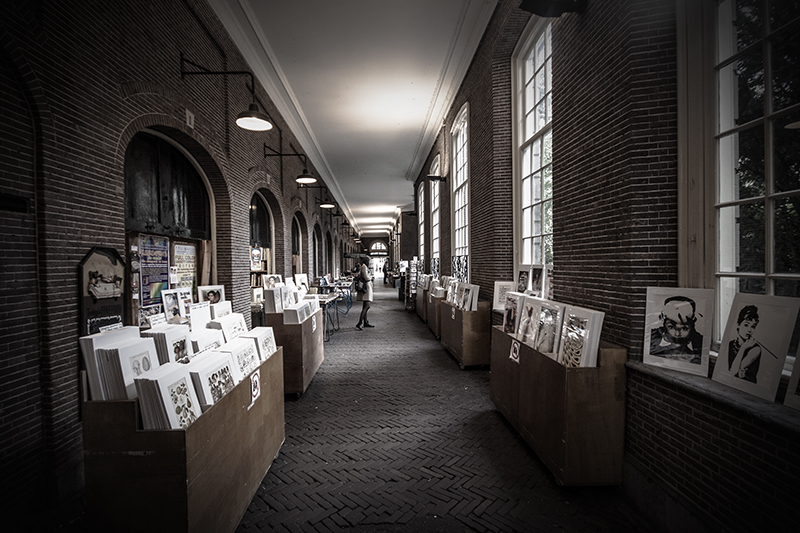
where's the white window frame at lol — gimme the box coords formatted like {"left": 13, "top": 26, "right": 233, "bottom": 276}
{"left": 418, "top": 181, "right": 425, "bottom": 266}
{"left": 430, "top": 155, "right": 441, "bottom": 262}
{"left": 451, "top": 103, "right": 470, "bottom": 276}
{"left": 512, "top": 18, "right": 553, "bottom": 290}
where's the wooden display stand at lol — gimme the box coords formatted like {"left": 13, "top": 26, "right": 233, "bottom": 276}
{"left": 262, "top": 308, "right": 324, "bottom": 395}
{"left": 440, "top": 301, "right": 491, "bottom": 368}
{"left": 82, "top": 350, "right": 285, "bottom": 532}
{"left": 427, "top": 293, "right": 443, "bottom": 339}
{"left": 415, "top": 288, "right": 429, "bottom": 322}
{"left": 490, "top": 326, "right": 627, "bottom": 486}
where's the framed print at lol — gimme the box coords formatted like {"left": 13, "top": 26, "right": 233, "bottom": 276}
{"left": 493, "top": 281, "right": 514, "bottom": 311}
{"left": 198, "top": 285, "right": 225, "bottom": 304}
{"left": 712, "top": 294, "right": 800, "bottom": 402}
{"left": 79, "top": 247, "right": 126, "bottom": 336}
{"left": 643, "top": 287, "right": 714, "bottom": 377}
{"left": 784, "top": 345, "right": 800, "bottom": 412}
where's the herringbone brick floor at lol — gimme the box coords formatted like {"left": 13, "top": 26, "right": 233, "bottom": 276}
{"left": 237, "top": 282, "right": 655, "bottom": 533}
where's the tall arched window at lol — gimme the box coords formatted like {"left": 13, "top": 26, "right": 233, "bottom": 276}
{"left": 451, "top": 104, "right": 470, "bottom": 281}
{"left": 250, "top": 193, "right": 273, "bottom": 272}
{"left": 514, "top": 20, "right": 553, "bottom": 293}
{"left": 292, "top": 216, "right": 303, "bottom": 276}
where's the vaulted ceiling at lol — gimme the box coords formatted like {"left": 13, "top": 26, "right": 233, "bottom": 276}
{"left": 208, "top": 0, "right": 498, "bottom": 235}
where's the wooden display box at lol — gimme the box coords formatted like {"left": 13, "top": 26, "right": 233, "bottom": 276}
{"left": 82, "top": 350, "right": 285, "bottom": 532}
{"left": 440, "top": 301, "right": 491, "bottom": 368}
{"left": 262, "top": 308, "right": 324, "bottom": 395}
{"left": 427, "top": 293, "right": 443, "bottom": 339}
{"left": 489, "top": 326, "right": 520, "bottom": 431}
{"left": 415, "top": 288, "right": 429, "bottom": 322}
{"left": 490, "top": 329, "right": 627, "bottom": 486}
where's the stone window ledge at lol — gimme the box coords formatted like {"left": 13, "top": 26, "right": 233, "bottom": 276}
{"left": 626, "top": 361, "right": 800, "bottom": 437}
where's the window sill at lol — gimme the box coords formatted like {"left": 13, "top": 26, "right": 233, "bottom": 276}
{"left": 626, "top": 361, "right": 800, "bottom": 436}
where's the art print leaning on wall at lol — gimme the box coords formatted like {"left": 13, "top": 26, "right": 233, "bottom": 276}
{"left": 711, "top": 293, "right": 800, "bottom": 402}
{"left": 643, "top": 287, "right": 714, "bottom": 377}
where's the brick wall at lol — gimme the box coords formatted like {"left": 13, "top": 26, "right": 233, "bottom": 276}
{"left": 0, "top": 0, "right": 347, "bottom": 515}
{"left": 0, "top": 36, "right": 47, "bottom": 515}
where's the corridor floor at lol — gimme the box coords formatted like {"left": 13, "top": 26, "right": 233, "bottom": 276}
{"left": 237, "top": 282, "right": 655, "bottom": 533}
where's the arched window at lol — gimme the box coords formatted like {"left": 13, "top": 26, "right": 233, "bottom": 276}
{"left": 430, "top": 155, "right": 441, "bottom": 264}
{"left": 292, "top": 216, "right": 303, "bottom": 276}
{"left": 326, "top": 232, "right": 333, "bottom": 276}
{"left": 125, "top": 131, "right": 210, "bottom": 239}
{"left": 451, "top": 103, "right": 470, "bottom": 281}
{"left": 250, "top": 193, "right": 273, "bottom": 272}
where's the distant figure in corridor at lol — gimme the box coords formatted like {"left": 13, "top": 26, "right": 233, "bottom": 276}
{"left": 355, "top": 257, "right": 374, "bottom": 330}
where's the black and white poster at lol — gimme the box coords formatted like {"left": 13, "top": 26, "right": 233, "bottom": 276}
{"left": 712, "top": 293, "right": 800, "bottom": 402}
{"left": 643, "top": 287, "right": 714, "bottom": 377}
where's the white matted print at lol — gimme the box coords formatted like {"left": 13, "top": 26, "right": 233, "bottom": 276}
{"left": 712, "top": 294, "right": 800, "bottom": 402}
{"left": 197, "top": 285, "right": 225, "bottom": 304}
{"left": 643, "top": 287, "right": 714, "bottom": 377}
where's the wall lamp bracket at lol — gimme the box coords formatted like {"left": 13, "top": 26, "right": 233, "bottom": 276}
{"left": 427, "top": 175, "right": 446, "bottom": 183}
{"left": 180, "top": 53, "right": 273, "bottom": 131}
{"left": 263, "top": 143, "right": 316, "bottom": 184}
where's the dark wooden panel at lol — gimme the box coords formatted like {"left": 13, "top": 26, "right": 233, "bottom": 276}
{"left": 427, "top": 294, "right": 442, "bottom": 338}
{"left": 263, "top": 309, "right": 324, "bottom": 394}
{"left": 489, "top": 326, "right": 520, "bottom": 430}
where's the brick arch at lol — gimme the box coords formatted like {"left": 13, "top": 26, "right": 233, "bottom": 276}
{"left": 113, "top": 116, "right": 233, "bottom": 289}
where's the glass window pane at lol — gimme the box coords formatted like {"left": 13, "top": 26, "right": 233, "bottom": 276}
{"left": 533, "top": 237, "right": 542, "bottom": 264}
{"left": 536, "top": 67, "right": 545, "bottom": 104}
{"left": 544, "top": 200, "right": 553, "bottom": 233}
{"left": 718, "top": 127, "right": 765, "bottom": 203}
{"left": 774, "top": 195, "right": 800, "bottom": 273}
{"left": 770, "top": 2, "right": 800, "bottom": 31}
{"left": 532, "top": 172, "right": 541, "bottom": 204}
{"left": 532, "top": 138, "right": 541, "bottom": 171}
{"left": 546, "top": 92, "right": 552, "bottom": 124}
{"left": 533, "top": 203, "right": 542, "bottom": 234}
{"left": 543, "top": 130, "right": 553, "bottom": 165}
{"left": 525, "top": 54, "right": 534, "bottom": 84}
{"left": 526, "top": 111, "right": 535, "bottom": 139}
{"left": 522, "top": 207, "right": 532, "bottom": 238}
{"left": 545, "top": 58, "right": 552, "bottom": 94}
{"left": 771, "top": 30, "right": 800, "bottom": 112}
{"left": 718, "top": 48, "right": 764, "bottom": 130}
{"left": 543, "top": 165, "right": 553, "bottom": 199}
{"left": 717, "top": 0, "right": 762, "bottom": 63}
{"left": 546, "top": 22, "right": 551, "bottom": 57}
{"left": 773, "top": 111, "right": 800, "bottom": 194}
{"left": 718, "top": 203, "right": 765, "bottom": 273}
{"left": 535, "top": 101, "right": 546, "bottom": 133}
{"left": 544, "top": 233, "right": 553, "bottom": 264}
{"left": 522, "top": 144, "right": 531, "bottom": 177}
{"left": 535, "top": 33, "right": 545, "bottom": 69}
{"left": 523, "top": 238, "right": 532, "bottom": 265}
{"left": 526, "top": 79, "right": 535, "bottom": 113}
{"left": 522, "top": 176, "right": 531, "bottom": 207}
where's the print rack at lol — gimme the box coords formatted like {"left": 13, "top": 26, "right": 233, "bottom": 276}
{"left": 490, "top": 326, "right": 626, "bottom": 485}
{"left": 81, "top": 351, "right": 285, "bottom": 532}
{"left": 440, "top": 300, "right": 492, "bottom": 368}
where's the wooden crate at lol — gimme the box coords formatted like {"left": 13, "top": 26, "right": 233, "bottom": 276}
{"left": 82, "top": 349, "right": 285, "bottom": 532}
{"left": 517, "top": 340, "right": 627, "bottom": 486}
{"left": 415, "top": 288, "right": 428, "bottom": 322}
{"left": 440, "top": 301, "right": 491, "bottom": 368}
{"left": 427, "top": 293, "right": 443, "bottom": 339}
{"left": 262, "top": 308, "right": 324, "bottom": 395}
{"left": 489, "top": 326, "right": 520, "bottom": 431}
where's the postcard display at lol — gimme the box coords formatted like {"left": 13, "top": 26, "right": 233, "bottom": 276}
{"left": 490, "top": 326, "right": 627, "bottom": 485}
{"left": 81, "top": 349, "right": 285, "bottom": 532}
{"left": 261, "top": 307, "right": 324, "bottom": 395}
{"left": 440, "top": 298, "right": 492, "bottom": 368}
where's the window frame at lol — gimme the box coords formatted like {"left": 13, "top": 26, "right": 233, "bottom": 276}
{"left": 512, "top": 18, "right": 554, "bottom": 288}
{"left": 451, "top": 103, "right": 470, "bottom": 279}
{"left": 430, "top": 155, "right": 441, "bottom": 262}
{"left": 418, "top": 181, "right": 425, "bottom": 266}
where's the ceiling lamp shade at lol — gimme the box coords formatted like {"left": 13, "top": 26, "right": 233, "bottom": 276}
{"left": 320, "top": 201, "right": 335, "bottom": 209}
{"left": 296, "top": 169, "right": 317, "bottom": 184}
{"left": 236, "top": 103, "right": 273, "bottom": 131}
